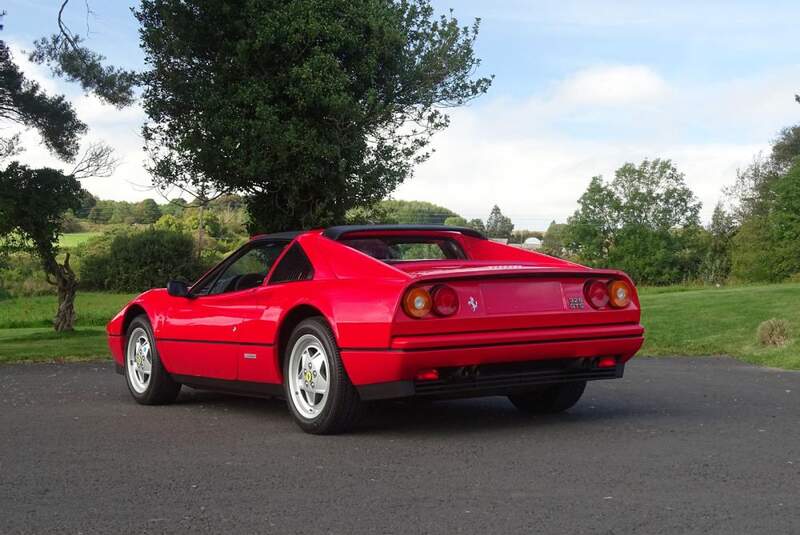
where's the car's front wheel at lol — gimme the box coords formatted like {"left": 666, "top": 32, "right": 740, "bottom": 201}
{"left": 124, "top": 315, "right": 181, "bottom": 405}
{"left": 283, "top": 318, "right": 361, "bottom": 434}
{"left": 508, "top": 381, "right": 586, "bottom": 414}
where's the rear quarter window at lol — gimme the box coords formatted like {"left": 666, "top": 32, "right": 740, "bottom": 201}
{"left": 269, "top": 243, "right": 314, "bottom": 283}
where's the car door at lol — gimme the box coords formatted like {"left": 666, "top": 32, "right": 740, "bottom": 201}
{"left": 157, "top": 240, "right": 288, "bottom": 380}
{"left": 235, "top": 242, "right": 317, "bottom": 384}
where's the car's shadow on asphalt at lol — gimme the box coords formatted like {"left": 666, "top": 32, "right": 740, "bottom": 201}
{"left": 356, "top": 397, "right": 682, "bottom": 435}
{"left": 171, "top": 387, "right": 684, "bottom": 436}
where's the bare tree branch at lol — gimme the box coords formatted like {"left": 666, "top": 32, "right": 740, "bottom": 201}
{"left": 70, "top": 141, "right": 119, "bottom": 179}
{"left": 57, "top": 1, "right": 82, "bottom": 56}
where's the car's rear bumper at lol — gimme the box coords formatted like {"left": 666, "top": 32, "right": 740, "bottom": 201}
{"left": 341, "top": 323, "right": 643, "bottom": 400}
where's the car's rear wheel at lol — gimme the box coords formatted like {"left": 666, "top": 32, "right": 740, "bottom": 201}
{"left": 124, "top": 315, "right": 181, "bottom": 405}
{"left": 283, "top": 318, "right": 361, "bottom": 434}
{"left": 508, "top": 381, "right": 586, "bottom": 414}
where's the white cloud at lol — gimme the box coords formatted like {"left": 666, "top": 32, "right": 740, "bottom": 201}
{"left": 394, "top": 120, "right": 763, "bottom": 229}
{"left": 74, "top": 94, "right": 146, "bottom": 125}
{"left": 554, "top": 65, "right": 669, "bottom": 106}
{"left": 394, "top": 63, "right": 800, "bottom": 229}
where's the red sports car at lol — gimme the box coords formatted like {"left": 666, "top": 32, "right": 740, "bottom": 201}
{"left": 107, "top": 225, "right": 644, "bottom": 433}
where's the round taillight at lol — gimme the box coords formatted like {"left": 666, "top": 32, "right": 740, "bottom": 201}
{"left": 608, "top": 280, "right": 632, "bottom": 308}
{"left": 431, "top": 285, "right": 459, "bottom": 316}
{"left": 584, "top": 279, "right": 610, "bottom": 309}
{"left": 403, "top": 287, "right": 432, "bottom": 318}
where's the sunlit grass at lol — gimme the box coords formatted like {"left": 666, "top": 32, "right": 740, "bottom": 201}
{"left": 0, "top": 327, "right": 111, "bottom": 363}
{"left": 0, "top": 292, "right": 135, "bottom": 329}
{"left": 639, "top": 282, "right": 800, "bottom": 370}
{"left": 58, "top": 232, "right": 103, "bottom": 249}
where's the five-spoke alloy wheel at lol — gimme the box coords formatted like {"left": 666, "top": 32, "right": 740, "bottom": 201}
{"left": 124, "top": 315, "right": 181, "bottom": 405}
{"left": 283, "top": 318, "right": 361, "bottom": 434}
{"left": 127, "top": 327, "right": 153, "bottom": 394}
{"left": 288, "top": 334, "right": 331, "bottom": 418}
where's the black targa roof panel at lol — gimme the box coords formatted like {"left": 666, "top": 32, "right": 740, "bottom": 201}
{"left": 322, "top": 225, "right": 487, "bottom": 240}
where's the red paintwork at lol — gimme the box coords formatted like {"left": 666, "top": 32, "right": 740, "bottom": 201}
{"left": 107, "top": 229, "right": 644, "bottom": 391}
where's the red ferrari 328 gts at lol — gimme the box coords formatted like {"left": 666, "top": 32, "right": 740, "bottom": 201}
{"left": 107, "top": 225, "right": 644, "bottom": 434}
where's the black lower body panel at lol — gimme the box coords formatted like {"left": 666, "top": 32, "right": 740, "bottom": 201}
{"left": 357, "top": 358, "right": 624, "bottom": 401}
{"left": 171, "top": 374, "right": 284, "bottom": 399}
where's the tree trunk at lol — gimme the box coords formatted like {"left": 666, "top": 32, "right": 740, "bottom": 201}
{"left": 45, "top": 252, "right": 78, "bottom": 332}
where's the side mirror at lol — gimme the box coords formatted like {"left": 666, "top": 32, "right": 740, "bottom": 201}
{"left": 167, "top": 280, "right": 190, "bottom": 298}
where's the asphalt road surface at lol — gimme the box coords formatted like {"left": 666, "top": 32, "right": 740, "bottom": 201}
{"left": 1, "top": 357, "right": 798, "bottom": 534}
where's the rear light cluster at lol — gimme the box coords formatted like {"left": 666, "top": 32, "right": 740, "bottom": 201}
{"left": 583, "top": 279, "right": 632, "bottom": 309}
{"left": 402, "top": 285, "right": 459, "bottom": 319}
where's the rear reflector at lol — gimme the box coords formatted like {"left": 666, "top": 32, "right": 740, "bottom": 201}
{"left": 597, "top": 356, "right": 617, "bottom": 368}
{"left": 415, "top": 369, "right": 439, "bottom": 381}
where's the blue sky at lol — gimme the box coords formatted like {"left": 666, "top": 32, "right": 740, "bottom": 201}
{"left": 4, "top": 1, "right": 800, "bottom": 228}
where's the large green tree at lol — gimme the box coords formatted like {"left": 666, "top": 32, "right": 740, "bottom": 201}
{"left": 0, "top": 164, "right": 82, "bottom": 330}
{"left": 136, "top": 0, "right": 492, "bottom": 233}
{"left": 0, "top": 39, "right": 118, "bottom": 330}
{"left": 379, "top": 200, "right": 457, "bottom": 224}
{"left": 727, "top": 124, "right": 800, "bottom": 281}
{"left": 725, "top": 126, "right": 800, "bottom": 224}
{"left": 699, "top": 203, "right": 736, "bottom": 284}
{"left": 732, "top": 161, "right": 800, "bottom": 282}
{"left": 541, "top": 221, "right": 568, "bottom": 257}
{"left": 485, "top": 205, "right": 514, "bottom": 239}
{"left": 565, "top": 159, "right": 703, "bottom": 285}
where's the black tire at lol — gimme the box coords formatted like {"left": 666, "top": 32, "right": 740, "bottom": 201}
{"left": 508, "top": 381, "right": 587, "bottom": 414}
{"left": 282, "top": 317, "right": 361, "bottom": 434}
{"left": 124, "top": 315, "right": 181, "bottom": 405}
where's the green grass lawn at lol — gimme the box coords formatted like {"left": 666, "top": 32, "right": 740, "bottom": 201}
{"left": 639, "top": 282, "right": 800, "bottom": 370}
{"left": 0, "top": 292, "right": 134, "bottom": 364}
{"left": 0, "top": 285, "right": 799, "bottom": 369}
{"left": 0, "top": 327, "right": 110, "bottom": 363}
{"left": 58, "top": 232, "right": 102, "bottom": 249}
{"left": 0, "top": 292, "right": 135, "bottom": 329}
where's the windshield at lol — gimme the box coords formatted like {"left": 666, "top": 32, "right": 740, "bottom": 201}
{"left": 341, "top": 236, "right": 467, "bottom": 262}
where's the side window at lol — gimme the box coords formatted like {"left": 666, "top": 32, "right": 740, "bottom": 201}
{"left": 269, "top": 243, "right": 314, "bottom": 284}
{"left": 194, "top": 241, "right": 287, "bottom": 296}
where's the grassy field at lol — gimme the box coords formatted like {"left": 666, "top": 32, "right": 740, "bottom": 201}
{"left": 639, "top": 282, "right": 800, "bottom": 369}
{"left": 0, "top": 327, "right": 109, "bottom": 362}
{"left": 0, "top": 284, "right": 799, "bottom": 369}
{"left": 0, "top": 293, "right": 135, "bottom": 329}
{"left": 58, "top": 232, "right": 102, "bottom": 249}
{"left": 0, "top": 292, "right": 134, "bottom": 364}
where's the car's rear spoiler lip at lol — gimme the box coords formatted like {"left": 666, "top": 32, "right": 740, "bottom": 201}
{"left": 405, "top": 266, "right": 630, "bottom": 283}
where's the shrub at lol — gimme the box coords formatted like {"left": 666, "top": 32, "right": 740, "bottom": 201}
{"left": 0, "top": 252, "right": 54, "bottom": 297}
{"left": 756, "top": 319, "right": 790, "bottom": 347}
{"left": 154, "top": 214, "right": 184, "bottom": 233}
{"left": 60, "top": 211, "right": 85, "bottom": 233}
{"left": 79, "top": 229, "right": 204, "bottom": 292}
